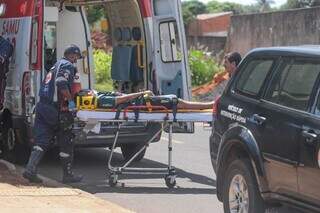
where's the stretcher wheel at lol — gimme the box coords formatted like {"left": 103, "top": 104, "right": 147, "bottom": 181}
{"left": 108, "top": 174, "right": 118, "bottom": 187}
{"left": 165, "top": 175, "right": 176, "bottom": 189}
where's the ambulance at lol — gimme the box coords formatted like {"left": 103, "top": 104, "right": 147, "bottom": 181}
{"left": 0, "top": 0, "right": 192, "bottom": 163}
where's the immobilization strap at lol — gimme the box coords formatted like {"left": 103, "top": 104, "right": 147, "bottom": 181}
{"left": 133, "top": 96, "right": 144, "bottom": 122}
{"left": 172, "top": 97, "right": 178, "bottom": 122}
{"left": 115, "top": 102, "right": 131, "bottom": 120}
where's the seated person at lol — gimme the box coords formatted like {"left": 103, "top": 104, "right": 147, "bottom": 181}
{"left": 90, "top": 90, "right": 214, "bottom": 110}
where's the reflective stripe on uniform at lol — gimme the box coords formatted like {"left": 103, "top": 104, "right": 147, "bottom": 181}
{"left": 53, "top": 61, "right": 65, "bottom": 102}
{"left": 59, "top": 152, "right": 70, "bottom": 158}
{"left": 33, "top": 145, "right": 44, "bottom": 152}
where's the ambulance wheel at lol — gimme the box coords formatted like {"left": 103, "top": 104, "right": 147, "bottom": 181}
{"left": 165, "top": 175, "right": 176, "bottom": 189}
{"left": 108, "top": 174, "right": 118, "bottom": 187}
{"left": 121, "top": 142, "right": 146, "bottom": 162}
{"left": 1, "top": 125, "right": 29, "bottom": 164}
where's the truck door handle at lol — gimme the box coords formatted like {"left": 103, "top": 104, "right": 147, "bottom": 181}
{"left": 302, "top": 130, "right": 318, "bottom": 144}
{"left": 253, "top": 114, "right": 266, "bottom": 125}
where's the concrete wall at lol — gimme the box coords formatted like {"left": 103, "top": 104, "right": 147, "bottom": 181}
{"left": 226, "top": 7, "right": 320, "bottom": 56}
{"left": 187, "top": 36, "right": 226, "bottom": 54}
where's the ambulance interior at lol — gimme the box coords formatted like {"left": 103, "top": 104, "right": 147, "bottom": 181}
{"left": 44, "top": 0, "right": 146, "bottom": 94}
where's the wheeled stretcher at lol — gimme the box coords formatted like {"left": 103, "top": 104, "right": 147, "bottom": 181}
{"left": 77, "top": 107, "right": 213, "bottom": 188}
{"left": 76, "top": 91, "right": 214, "bottom": 188}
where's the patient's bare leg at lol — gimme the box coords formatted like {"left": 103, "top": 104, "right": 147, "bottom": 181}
{"left": 177, "top": 99, "right": 214, "bottom": 110}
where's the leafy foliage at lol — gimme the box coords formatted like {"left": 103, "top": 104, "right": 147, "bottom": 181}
{"left": 206, "top": 1, "right": 246, "bottom": 14}
{"left": 182, "top": 0, "right": 208, "bottom": 26}
{"left": 93, "top": 48, "right": 220, "bottom": 91}
{"left": 255, "top": 0, "right": 275, "bottom": 11}
{"left": 280, "top": 0, "right": 320, "bottom": 9}
{"left": 86, "top": 5, "right": 105, "bottom": 26}
{"left": 188, "top": 49, "right": 221, "bottom": 86}
{"left": 93, "top": 50, "right": 113, "bottom": 92}
{"left": 182, "top": 0, "right": 264, "bottom": 23}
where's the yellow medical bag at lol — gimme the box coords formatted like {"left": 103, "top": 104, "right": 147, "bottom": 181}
{"left": 76, "top": 89, "right": 97, "bottom": 110}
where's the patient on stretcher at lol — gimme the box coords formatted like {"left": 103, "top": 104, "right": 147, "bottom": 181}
{"left": 76, "top": 89, "right": 214, "bottom": 111}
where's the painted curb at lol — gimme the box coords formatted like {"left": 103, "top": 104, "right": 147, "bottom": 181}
{"left": 0, "top": 159, "right": 16, "bottom": 171}
{"left": 14, "top": 165, "right": 68, "bottom": 188}
{"left": 0, "top": 159, "right": 66, "bottom": 187}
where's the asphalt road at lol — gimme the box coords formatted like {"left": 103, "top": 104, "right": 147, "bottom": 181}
{"left": 38, "top": 124, "right": 304, "bottom": 213}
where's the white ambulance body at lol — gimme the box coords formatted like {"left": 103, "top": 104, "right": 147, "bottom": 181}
{"left": 0, "top": 0, "right": 192, "bottom": 162}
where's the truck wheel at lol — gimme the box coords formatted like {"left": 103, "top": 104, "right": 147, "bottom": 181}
{"left": 1, "top": 124, "right": 29, "bottom": 164}
{"left": 223, "top": 159, "right": 265, "bottom": 213}
{"left": 121, "top": 142, "right": 146, "bottom": 162}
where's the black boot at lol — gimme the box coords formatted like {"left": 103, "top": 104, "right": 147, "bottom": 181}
{"left": 61, "top": 155, "right": 83, "bottom": 183}
{"left": 23, "top": 147, "right": 45, "bottom": 183}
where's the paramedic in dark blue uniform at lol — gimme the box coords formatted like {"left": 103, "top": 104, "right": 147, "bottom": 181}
{"left": 23, "top": 45, "right": 83, "bottom": 184}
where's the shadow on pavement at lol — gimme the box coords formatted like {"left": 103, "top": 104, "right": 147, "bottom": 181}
{"left": 39, "top": 147, "right": 217, "bottom": 195}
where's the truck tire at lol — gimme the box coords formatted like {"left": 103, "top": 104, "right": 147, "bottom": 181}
{"left": 223, "top": 159, "right": 265, "bottom": 213}
{"left": 1, "top": 121, "right": 29, "bottom": 164}
{"left": 121, "top": 142, "right": 146, "bottom": 162}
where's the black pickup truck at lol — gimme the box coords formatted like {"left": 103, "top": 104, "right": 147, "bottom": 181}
{"left": 210, "top": 46, "right": 320, "bottom": 213}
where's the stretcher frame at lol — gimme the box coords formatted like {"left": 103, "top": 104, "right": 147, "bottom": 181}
{"left": 77, "top": 105, "right": 213, "bottom": 188}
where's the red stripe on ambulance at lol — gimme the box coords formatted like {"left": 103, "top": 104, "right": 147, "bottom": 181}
{"left": 0, "top": 1, "right": 34, "bottom": 18}
{"left": 138, "top": 0, "right": 152, "bottom": 18}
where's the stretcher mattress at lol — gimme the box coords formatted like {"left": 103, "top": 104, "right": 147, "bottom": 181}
{"left": 77, "top": 109, "right": 214, "bottom": 122}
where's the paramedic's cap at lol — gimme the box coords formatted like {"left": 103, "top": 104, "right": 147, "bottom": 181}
{"left": 64, "top": 44, "right": 83, "bottom": 59}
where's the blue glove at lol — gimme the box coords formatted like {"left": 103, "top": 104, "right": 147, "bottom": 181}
{"left": 68, "top": 100, "right": 77, "bottom": 111}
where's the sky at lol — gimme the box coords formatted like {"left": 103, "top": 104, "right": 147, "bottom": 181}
{"left": 186, "top": 0, "right": 287, "bottom": 7}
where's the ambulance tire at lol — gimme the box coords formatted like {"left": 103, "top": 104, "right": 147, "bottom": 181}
{"left": 1, "top": 121, "right": 29, "bottom": 164}
{"left": 121, "top": 142, "right": 146, "bottom": 162}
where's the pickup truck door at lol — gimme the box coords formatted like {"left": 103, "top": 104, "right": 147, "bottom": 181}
{"left": 152, "top": 0, "right": 193, "bottom": 133}
{"left": 297, "top": 87, "right": 320, "bottom": 205}
{"left": 260, "top": 58, "right": 320, "bottom": 200}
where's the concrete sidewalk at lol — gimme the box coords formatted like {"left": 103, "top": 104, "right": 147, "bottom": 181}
{"left": 0, "top": 160, "right": 133, "bottom": 213}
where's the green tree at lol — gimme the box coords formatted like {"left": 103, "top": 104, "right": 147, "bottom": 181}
{"left": 207, "top": 1, "right": 245, "bottom": 14}
{"left": 86, "top": 5, "right": 105, "bottom": 26}
{"left": 182, "top": 0, "right": 207, "bottom": 26}
{"left": 256, "top": 0, "right": 275, "bottom": 12}
{"left": 280, "top": 0, "right": 320, "bottom": 9}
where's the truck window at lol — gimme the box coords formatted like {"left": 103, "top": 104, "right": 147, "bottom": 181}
{"left": 159, "top": 21, "right": 182, "bottom": 63}
{"left": 265, "top": 60, "right": 320, "bottom": 111}
{"left": 235, "top": 59, "right": 274, "bottom": 97}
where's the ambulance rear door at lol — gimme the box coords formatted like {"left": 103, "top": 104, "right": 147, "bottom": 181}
{"left": 152, "top": 0, "right": 193, "bottom": 133}
{"left": 45, "top": 2, "right": 94, "bottom": 90}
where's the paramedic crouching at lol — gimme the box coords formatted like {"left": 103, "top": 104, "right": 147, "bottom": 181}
{"left": 23, "top": 45, "right": 83, "bottom": 184}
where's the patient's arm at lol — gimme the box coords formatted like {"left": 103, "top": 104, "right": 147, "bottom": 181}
{"left": 177, "top": 99, "right": 214, "bottom": 110}
{"left": 115, "top": 90, "right": 154, "bottom": 105}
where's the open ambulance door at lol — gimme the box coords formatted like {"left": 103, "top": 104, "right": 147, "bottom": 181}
{"left": 44, "top": 1, "right": 93, "bottom": 90}
{"left": 152, "top": 0, "right": 194, "bottom": 133}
